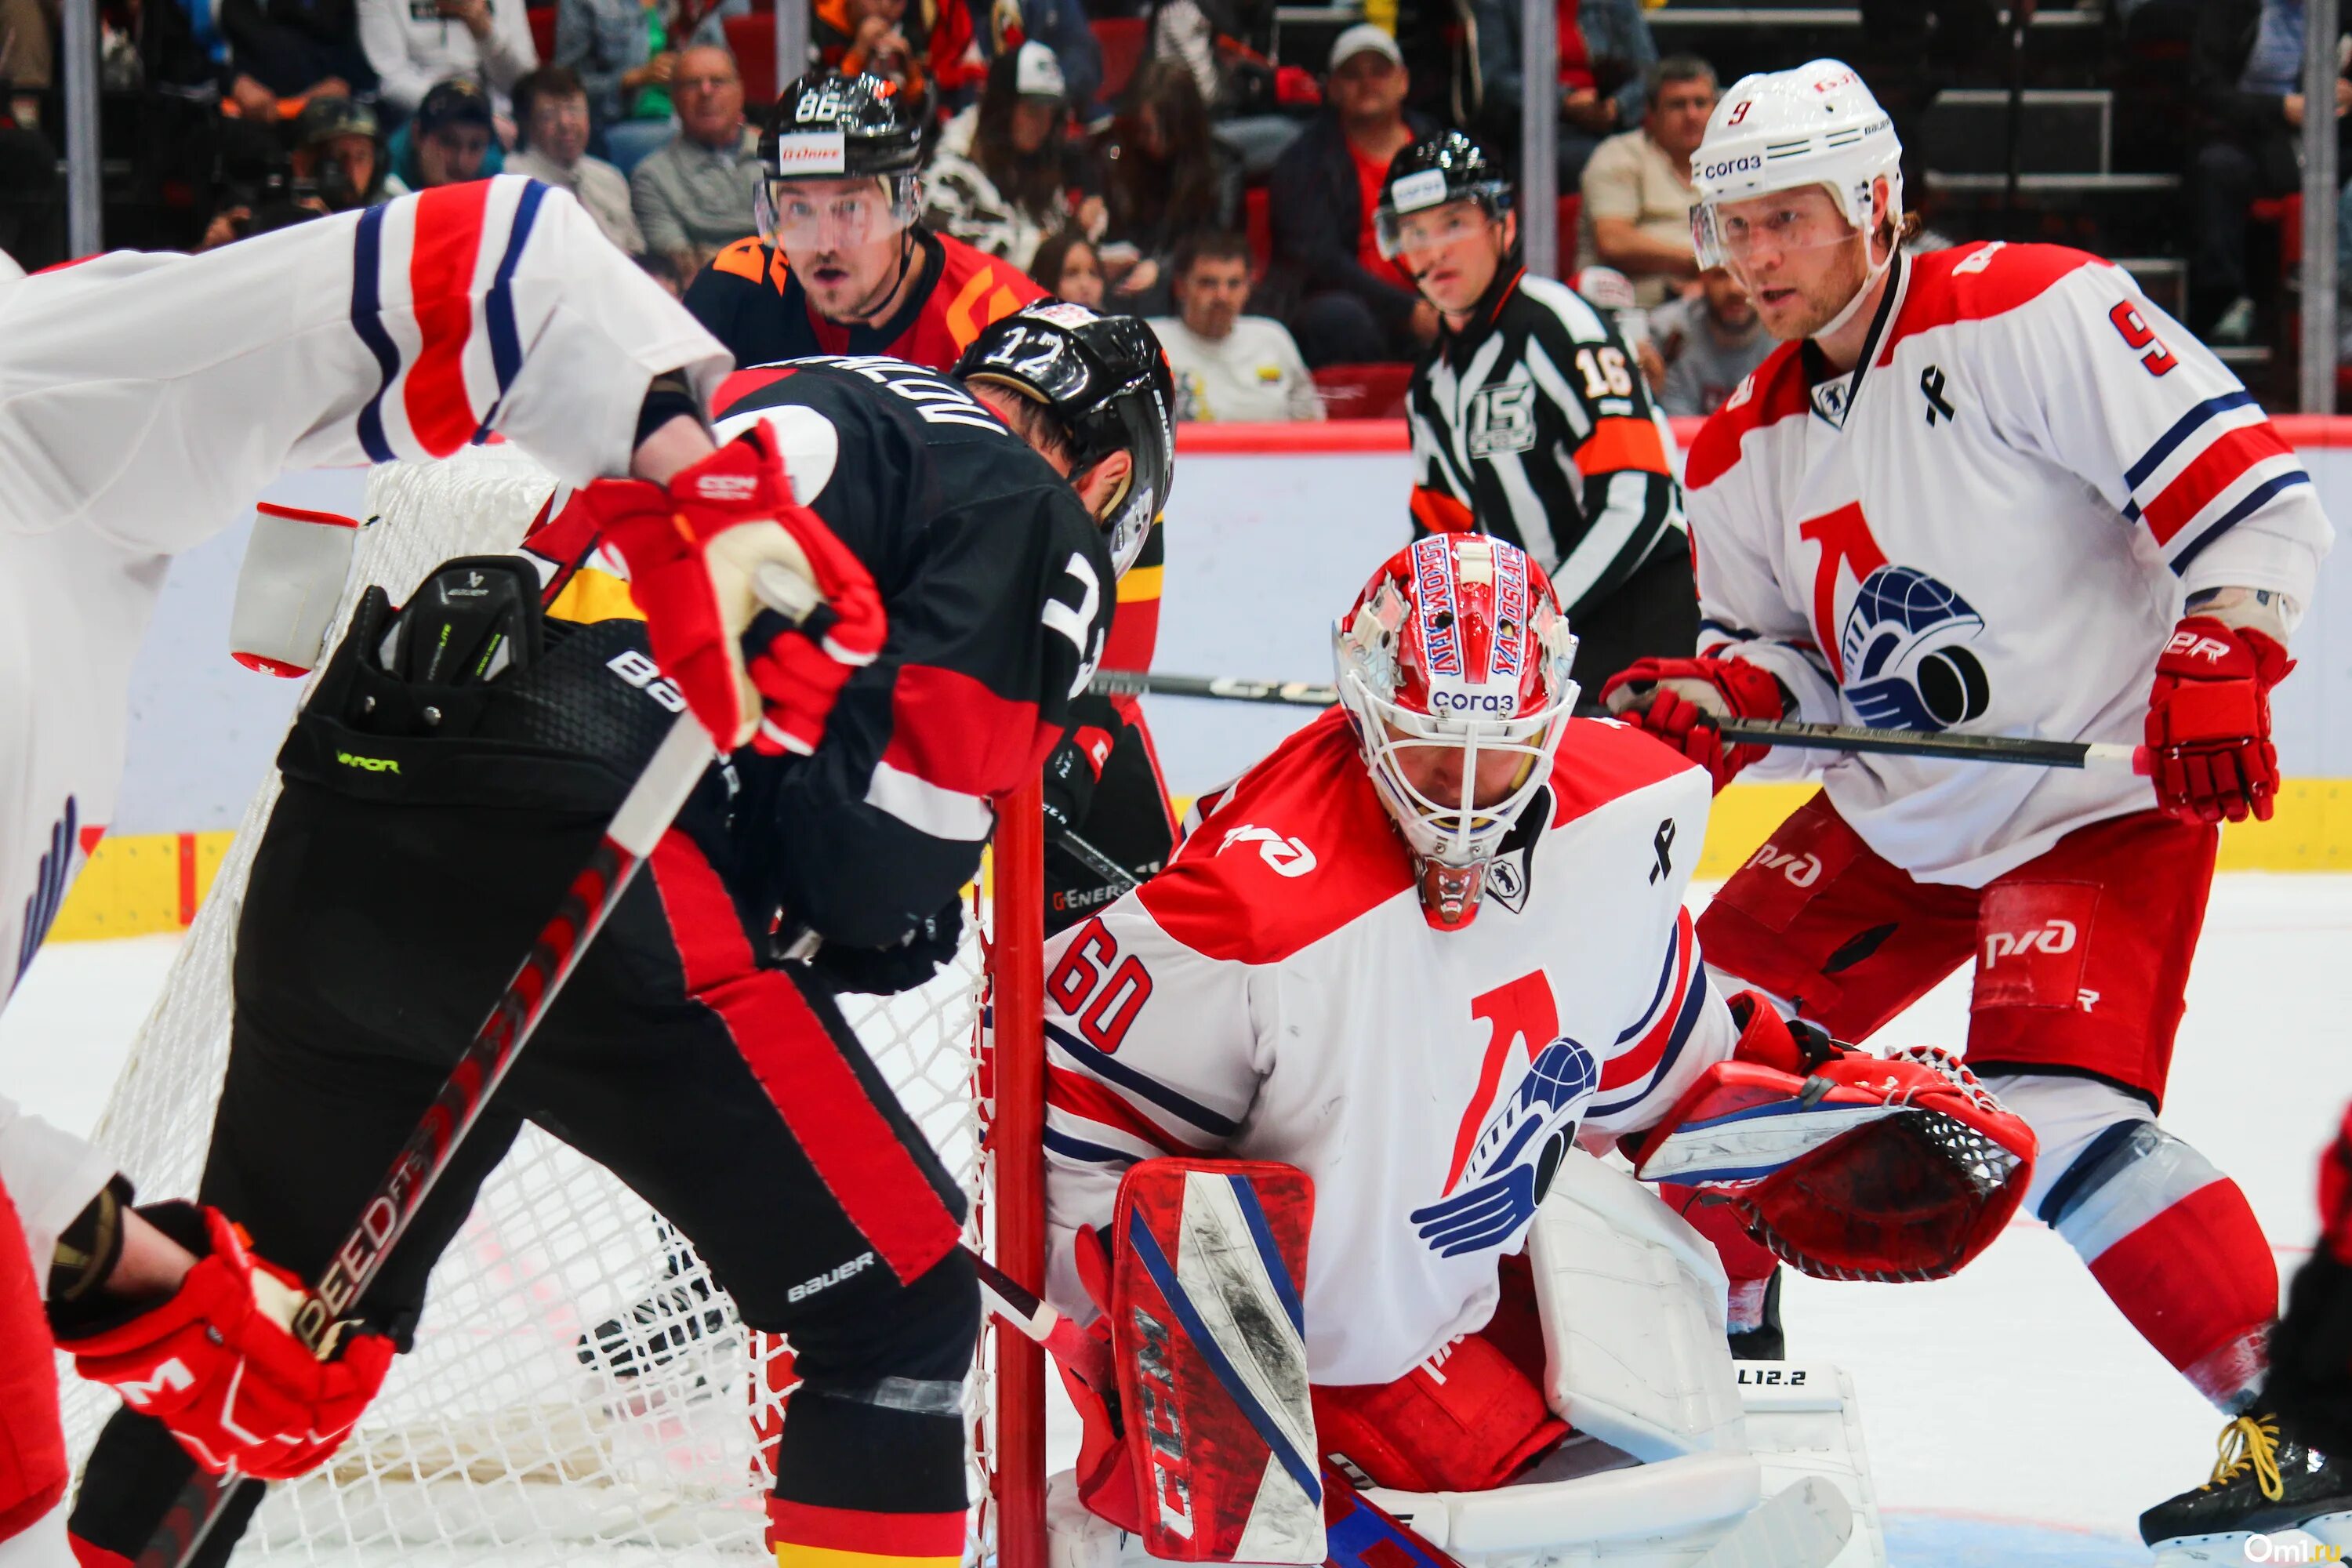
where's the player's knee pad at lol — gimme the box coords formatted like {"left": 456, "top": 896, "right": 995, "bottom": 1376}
{"left": 771, "top": 1242, "right": 978, "bottom": 1389}
{"left": 1314, "top": 1329, "right": 1569, "bottom": 1494}
{"left": 1989, "top": 1073, "right": 2275, "bottom": 1401}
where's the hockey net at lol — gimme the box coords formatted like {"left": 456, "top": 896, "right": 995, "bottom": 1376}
{"left": 59, "top": 445, "right": 1049, "bottom": 1566}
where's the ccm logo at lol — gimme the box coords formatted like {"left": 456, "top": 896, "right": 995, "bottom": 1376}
{"left": 694, "top": 474, "right": 760, "bottom": 501}
{"left": 117, "top": 1357, "right": 196, "bottom": 1408}
{"left": 2165, "top": 630, "right": 2234, "bottom": 665}
{"left": 1744, "top": 844, "right": 1822, "bottom": 887}
{"left": 1984, "top": 919, "right": 2077, "bottom": 966}
{"left": 1132, "top": 1308, "right": 1195, "bottom": 1539}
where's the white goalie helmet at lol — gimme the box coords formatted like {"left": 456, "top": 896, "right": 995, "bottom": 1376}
{"left": 1334, "top": 534, "right": 1580, "bottom": 931}
{"left": 1690, "top": 59, "right": 1902, "bottom": 293}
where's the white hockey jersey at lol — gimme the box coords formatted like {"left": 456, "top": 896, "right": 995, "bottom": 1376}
{"left": 0, "top": 176, "right": 727, "bottom": 1264}
{"left": 1686, "top": 242, "right": 2332, "bottom": 886}
{"left": 1040, "top": 710, "right": 1737, "bottom": 1386}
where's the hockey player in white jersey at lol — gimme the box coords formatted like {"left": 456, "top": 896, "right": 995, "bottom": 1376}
{"left": 0, "top": 176, "right": 887, "bottom": 1562}
{"left": 1037, "top": 530, "right": 2037, "bottom": 1560}
{"left": 1596, "top": 60, "right": 2344, "bottom": 1550}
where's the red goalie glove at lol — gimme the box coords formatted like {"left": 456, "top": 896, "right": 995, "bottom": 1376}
{"left": 581, "top": 428, "right": 887, "bottom": 756}
{"left": 1631, "top": 1000, "right": 2037, "bottom": 1282}
{"left": 1599, "top": 655, "right": 1785, "bottom": 793}
{"left": 2144, "top": 615, "right": 2292, "bottom": 825}
{"left": 56, "top": 1204, "right": 394, "bottom": 1480}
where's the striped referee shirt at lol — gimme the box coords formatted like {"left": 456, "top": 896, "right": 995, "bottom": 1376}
{"left": 1406, "top": 267, "right": 1686, "bottom": 621}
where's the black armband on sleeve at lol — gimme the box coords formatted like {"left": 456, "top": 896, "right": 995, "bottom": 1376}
{"left": 49, "top": 1173, "right": 135, "bottom": 1305}
{"left": 634, "top": 370, "right": 708, "bottom": 452}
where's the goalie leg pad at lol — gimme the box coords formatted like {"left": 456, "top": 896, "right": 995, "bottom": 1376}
{"left": 1109, "top": 1159, "right": 1323, "bottom": 1564}
{"left": 1312, "top": 1327, "right": 1570, "bottom": 1494}
{"left": 1996, "top": 1073, "right": 2275, "bottom": 1406}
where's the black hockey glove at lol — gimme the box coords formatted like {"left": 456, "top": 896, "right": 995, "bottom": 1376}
{"left": 1040, "top": 725, "right": 1116, "bottom": 839}
{"left": 796, "top": 895, "right": 967, "bottom": 997}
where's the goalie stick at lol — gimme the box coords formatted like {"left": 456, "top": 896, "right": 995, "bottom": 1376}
{"left": 971, "top": 1251, "right": 1461, "bottom": 1568}
{"left": 1090, "top": 671, "right": 2147, "bottom": 772}
{"left": 138, "top": 564, "right": 822, "bottom": 1568}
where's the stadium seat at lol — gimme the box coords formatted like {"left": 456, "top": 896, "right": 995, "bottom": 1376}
{"left": 1312, "top": 362, "right": 1414, "bottom": 419}
{"left": 726, "top": 14, "right": 777, "bottom": 110}
{"left": 1093, "top": 18, "right": 1147, "bottom": 103}
{"left": 527, "top": 5, "right": 556, "bottom": 67}
{"left": 1245, "top": 186, "right": 1271, "bottom": 280}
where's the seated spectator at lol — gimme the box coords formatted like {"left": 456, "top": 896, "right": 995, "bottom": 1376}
{"left": 1468, "top": 0, "right": 1655, "bottom": 187}
{"left": 220, "top": 0, "right": 370, "bottom": 101}
{"left": 1149, "top": 230, "right": 1322, "bottom": 421}
{"left": 292, "top": 93, "right": 388, "bottom": 210}
{"left": 1575, "top": 54, "right": 1711, "bottom": 307}
{"left": 1030, "top": 226, "right": 1105, "bottom": 305}
{"left": 628, "top": 42, "right": 759, "bottom": 277}
{"left": 1094, "top": 59, "right": 1240, "bottom": 310}
{"left": 387, "top": 74, "right": 499, "bottom": 191}
{"left": 922, "top": 41, "right": 1075, "bottom": 273}
{"left": 555, "top": 0, "right": 740, "bottom": 174}
{"left": 509, "top": 64, "right": 644, "bottom": 252}
{"left": 1149, "top": 0, "right": 1296, "bottom": 174}
{"left": 2, "top": 0, "right": 49, "bottom": 129}
{"left": 1012, "top": 0, "right": 1102, "bottom": 122}
{"left": 2190, "top": 0, "right": 2352, "bottom": 343}
{"left": 1268, "top": 24, "right": 1437, "bottom": 368}
{"left": 357, "top": 0, "right": 536, "bottom": 122}
{"left": 815, "top": 0, "right": 981, "bottom": 107}
{"left": 1647, "top": 265, "right": 1769, "bottom": 417}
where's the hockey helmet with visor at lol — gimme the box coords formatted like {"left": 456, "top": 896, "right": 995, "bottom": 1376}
{"left": 1374, "top": 131, "right": 1514, "bottom": 260}
{"left": 1334, "top": 534, "right": 1579, "bottom": 931}
{"left": 757, "top": 71, "right": 927, "bottom": 251}
{"left": 1690, "top": 60, "right": 1901, "bottom": 332}
{"left": 953, "top": 303, "right": 1178, "bottom": 579}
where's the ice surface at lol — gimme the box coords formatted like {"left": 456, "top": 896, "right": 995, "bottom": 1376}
{"left": 8, "top": 876, "right": 2347, "bottom": 1565}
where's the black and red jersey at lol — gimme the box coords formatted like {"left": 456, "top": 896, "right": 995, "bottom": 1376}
{"left": 523, "top": 356, "right": 1115, "bottom": 950}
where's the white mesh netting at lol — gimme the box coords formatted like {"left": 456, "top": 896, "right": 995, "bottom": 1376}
{"left": 60, "top": 446, "right": 1012, "bottom": 1564}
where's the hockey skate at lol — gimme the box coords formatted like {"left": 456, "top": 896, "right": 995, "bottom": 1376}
{"left": 575, "top": 1230, "right": 739, "bottom": 1381}
{"left": 2139, "top": 1414, "right": 2352, "bottom": 1564}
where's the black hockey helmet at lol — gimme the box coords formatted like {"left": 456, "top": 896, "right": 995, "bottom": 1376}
{"left": 953, "top": 303, "right": 1177, "bottom": 579}
{"left": 756, "top": 71, "right": 925, "bottom": 247}
{"left": 1374, "top": 130, "right": 1514, "bottom": 258}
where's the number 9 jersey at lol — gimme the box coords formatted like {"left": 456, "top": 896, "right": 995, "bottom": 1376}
{"left": 1684, "top": 242, "right": 2334, "bottom": 887}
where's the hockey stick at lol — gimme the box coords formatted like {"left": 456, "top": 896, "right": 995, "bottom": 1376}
{"left": 140, "top": 570, "right": 819, "bottom": 1568}
{"left": 1091, "top": 670, "right": 2148, "bottom": 772}
{"left": 1054, "top": 828, "right": 1140, "bottom": 895}
{"left": 971, "top": 1251, "right": 1466, "bottom": 1568}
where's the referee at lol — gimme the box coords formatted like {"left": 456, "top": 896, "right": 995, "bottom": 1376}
{"left": 1377, "top": 131, "right": 1696, "bottom": 687}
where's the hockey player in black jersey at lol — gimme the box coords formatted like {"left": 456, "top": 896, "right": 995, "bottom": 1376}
{"left": 67, "top": 306, "right": 1178, "bottom": 1568}
{"left": 1380, "top": 132, "right": 1697, "bottom": 688}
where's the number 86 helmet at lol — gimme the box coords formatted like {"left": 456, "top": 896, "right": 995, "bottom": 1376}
{"left": 1334, "top": 534, "right": 1580, "bottom": 931}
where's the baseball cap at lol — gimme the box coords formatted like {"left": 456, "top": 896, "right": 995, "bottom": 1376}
{"left": 298, "top": 94, "right": 379, "bottom": 147}
{"left": 416, "top": 78, "right": 494, "bottom": 136}
{"left": 1014, "top": 41, "right": 1067, "bottom": 101}
{"left": 1328, "top": 23, "right": 1403, "bottom": 73}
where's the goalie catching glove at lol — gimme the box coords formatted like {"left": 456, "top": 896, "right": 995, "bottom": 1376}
{"left": 579, "top": 427, "right": 887, "bottom": 755}
{"left": 1628, "top": 994, "right": 2037, "bottom": 1282}
{"left": 54, "top": 1203, "right": 394, "bottom": 1480}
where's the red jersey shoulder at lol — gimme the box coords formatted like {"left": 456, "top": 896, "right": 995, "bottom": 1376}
{"left": 1876, "top": 242, "right": 2108, "bottom": 362}
{"left": 1546, "top": 717, "right": 1706, "bottom": 831}
{"left": 1138, "top": 709, "right": 1411, "bottom": 964}
{"left": 931, "top": 230, "right": 1048, "bottom": 350}
{"left": 1683, "top": 339, "right": 1807, "bottom": 492}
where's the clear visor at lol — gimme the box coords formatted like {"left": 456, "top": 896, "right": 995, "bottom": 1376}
{"left": 1337, "top": 661, "right": 1576, "bottom": 869}
{"left": 756, "top": 173, "right": 921, "bottom": 252}
{"left": 1375, "top": 193, "right": 1503, "bottom": 260}
{"left": 1691, "top": 187, "right": 1860, "bottom": 273}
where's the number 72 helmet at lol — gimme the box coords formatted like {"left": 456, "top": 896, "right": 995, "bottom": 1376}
{"left": 1334, "top": 534, "right": 1581, "bottom": 930}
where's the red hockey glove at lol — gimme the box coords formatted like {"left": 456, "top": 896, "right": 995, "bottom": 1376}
{"left": 2144, "top": 615, "right": 2292, "bottom": 826}
{"left": 1599, "top": 655, "right": 1785, "bottom": 793}
{"left": 1040, "top": 725, "right": 1116, "bottom": 839}
{"left": 57, "top": 1203, "right": 394, "bottom": 1480}
{"left": 582, "top": 428, "right": 887, "bottom": 756}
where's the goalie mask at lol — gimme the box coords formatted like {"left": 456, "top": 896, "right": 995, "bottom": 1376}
{"left": 1335, "top": 535, "right": 1579, "bottom": 931}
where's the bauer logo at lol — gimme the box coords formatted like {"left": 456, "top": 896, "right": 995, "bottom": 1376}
{"left": 787, "top": 1250, "right": 874, "bottom": 1301}
{"left": 336, "top": 750, "right": 400, "bottom": 774}
{"left": 770, "top": 129, "right": 847, "bottom": 174}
